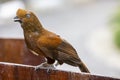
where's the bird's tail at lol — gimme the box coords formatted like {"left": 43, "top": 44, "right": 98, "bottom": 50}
{"left": 78, "top": 62, "right": 90, "bottom": 73}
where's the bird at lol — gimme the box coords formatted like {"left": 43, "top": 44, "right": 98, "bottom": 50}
{"left": 14, "top": 8, "right": 90, "bottom": 73}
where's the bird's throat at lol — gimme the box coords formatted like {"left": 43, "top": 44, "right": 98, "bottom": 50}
{"left": 21, "top": 22, "right": 44, "bottom": 33}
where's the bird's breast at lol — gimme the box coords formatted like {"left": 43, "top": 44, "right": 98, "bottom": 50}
{"left": 24, "top": 33, "right": 44, "bottom": 56}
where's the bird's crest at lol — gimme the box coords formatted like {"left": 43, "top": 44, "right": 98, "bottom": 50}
{"left": 16, "top": 8, "right": 30, "bottom": 17}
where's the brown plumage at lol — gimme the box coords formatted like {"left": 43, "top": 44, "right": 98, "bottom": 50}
{"left": 14, "top": 8, "right": 90, "bottom": 73}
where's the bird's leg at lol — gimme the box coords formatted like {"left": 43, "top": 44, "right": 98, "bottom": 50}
{"left": 55, "top": 61, "right": 60, "bottom": 66}
{"left": 35, "top": 62, "right": 55, "bottom": 72}
{"left": 55, "top": 60, "right": 63, "bottom": 67}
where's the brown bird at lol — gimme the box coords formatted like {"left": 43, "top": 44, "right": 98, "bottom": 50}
{"left": 14, "top": 9, "right": 90, "bottom": 73}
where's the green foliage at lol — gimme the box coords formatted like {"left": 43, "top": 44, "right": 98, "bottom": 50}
{"left": 111, "top": 7, "right": 120, "bottom": 27}
{"left": 114, "top": 29, "right": 120, "bottom": 48}
{"left": 111, "top": 7, "right": 120, "bottom": 48}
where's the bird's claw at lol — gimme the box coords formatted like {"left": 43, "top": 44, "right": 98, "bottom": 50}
{"left": 46, "top": 68, "right": 52, "bottom": 73}
{"left": 34, "top": 65, "right": 43, "bottom": 71}
{"left": 46, "top": 65, "right": 56, "bottom": 73}
{"left": 34, "top": 62, "right": 56, "bottom": 73}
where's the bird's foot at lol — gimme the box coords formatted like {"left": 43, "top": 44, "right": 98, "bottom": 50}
{"left": 35, "top": 62, "right": 55, "bottom": 73}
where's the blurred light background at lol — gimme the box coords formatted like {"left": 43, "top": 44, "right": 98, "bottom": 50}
{"left": 0, "top": 0, "right": 120, "bottom": 78}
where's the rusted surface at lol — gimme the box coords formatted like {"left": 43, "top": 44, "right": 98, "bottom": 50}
{"left": 0, "top": 62, "right": 119, "bottom": 80}
{"left": 0, "top": 38, "right": 45, "bottom": 65}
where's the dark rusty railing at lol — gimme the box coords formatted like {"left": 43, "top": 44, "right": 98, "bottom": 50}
{"left": 0, "top": 39, "right": 45, "bottom": 65}
{"left": 0, "top": 38, "right": 119, "bottom": 80}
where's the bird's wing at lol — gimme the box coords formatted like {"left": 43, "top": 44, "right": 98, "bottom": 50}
{"left": 36, "top": 33, "right": 62, "bottom": 58}
{"left": 56, "top": 40, "right": 81, "bottom": 66}
{"left": 57, "top": 39, "right": 78, "bottom": 57}
{"left": 37, "top": 32, "right": 62, "bottom": 48}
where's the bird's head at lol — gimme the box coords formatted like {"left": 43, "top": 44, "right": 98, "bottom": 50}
{"left": 14, "top": 9, "right": 43, "bottom": 32}
{"left": 14, "top": 8, "right": 39, "bottom": 25}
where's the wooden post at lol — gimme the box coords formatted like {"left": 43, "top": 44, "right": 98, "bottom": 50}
{"left": 0, "top": 62, "right": 119, "bottom": 80}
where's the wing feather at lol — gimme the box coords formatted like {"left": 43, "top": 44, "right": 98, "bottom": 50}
{"left": 57, "top": 40, "right": 78, "bottom": 57}
{"left": 55, "top": 40, "right": 82, "bottom": 66}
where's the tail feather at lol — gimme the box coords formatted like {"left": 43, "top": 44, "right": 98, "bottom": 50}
{"left": 78, "top": 63, "right": 90, "bottom": 73}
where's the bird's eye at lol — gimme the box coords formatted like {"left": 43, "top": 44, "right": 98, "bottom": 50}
{"left": 26, "top": 14, "right": 31, "bottom": 18}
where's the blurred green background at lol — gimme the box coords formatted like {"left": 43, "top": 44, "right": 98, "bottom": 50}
{"left": 110, "top": 6, "right": 120, "bottom": 49}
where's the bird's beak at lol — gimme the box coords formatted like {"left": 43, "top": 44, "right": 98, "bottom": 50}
{"left": 14, "top": 16, "right": 22, "bottom": 23}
